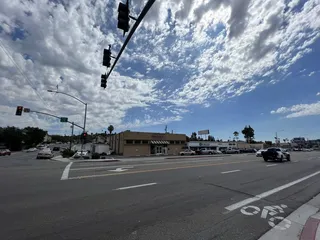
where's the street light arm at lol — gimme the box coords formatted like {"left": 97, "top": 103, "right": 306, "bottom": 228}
{"left": 47, "top": 90, "right": 86, "bottom": 105}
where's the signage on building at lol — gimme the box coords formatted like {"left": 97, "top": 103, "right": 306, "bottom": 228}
{"left": 151, "top": 134, "right": 164, "bottom": 140}
{"left": 198, "top": 130, "right": 210, "bottom": 135}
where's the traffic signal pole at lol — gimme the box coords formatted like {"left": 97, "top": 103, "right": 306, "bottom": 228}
{"left": 105, "top": 0, "right": 156, "bottom": 80}
{"left": 28, "top": 110, "right": 84, "bottom": 130}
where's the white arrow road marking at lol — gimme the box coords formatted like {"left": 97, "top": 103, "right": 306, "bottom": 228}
{"left": 109, "top": 167, "right": 129, "bottom": 172}
{"left": 221, "top": 170, "right": 241, "bottom": 174}
{"left": 266, "top": 164, "right": 277, "bottom": 167}
{"left": 114, "top": 182, "right": 158, "bottom": 191}
{"left": 61, "top": 162, "right": 73, "bottom": 180}
{"left": 225, "top": 170, "right": 320, "bottom": 212}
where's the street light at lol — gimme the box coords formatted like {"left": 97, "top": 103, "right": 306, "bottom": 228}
{"left": 47, "top": 90, "right": 88, "bottom": 153}
{"left": 275, "top": 130, "right": 284, "bottom": 146}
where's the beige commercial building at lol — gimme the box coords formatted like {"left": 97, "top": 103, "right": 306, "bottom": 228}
{"left": 109, "top": 131, "right": 187, "bottom": 157}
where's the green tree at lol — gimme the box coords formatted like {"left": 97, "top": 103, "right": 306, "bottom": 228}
{"left": 190, "top": 132, "right": 197, "bottom": 141}
{"left": 23, "top": 127, "right": 47, "bottom": 148}
{"left": 107, "top": 125, "right": 114, "bottom": 135}
{"left": 242, "top": 125, "right": 255, "bottom": 143}
{"left": 208, "top": 135, "right": 215, "bottom": 141}
{"left": 0, "top": 127, "right": 23, "bottom": 151}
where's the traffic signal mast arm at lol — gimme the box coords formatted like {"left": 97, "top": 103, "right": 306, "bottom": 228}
{"left": 28, "top": 110, "right": 84, "bottom": 130}
{"left": 104, "top": 0, "right": 156, "bottom": 83}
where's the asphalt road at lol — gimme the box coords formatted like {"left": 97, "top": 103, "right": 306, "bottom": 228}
{"left": 1, "top": 151, "right": 320, "bottom": 240}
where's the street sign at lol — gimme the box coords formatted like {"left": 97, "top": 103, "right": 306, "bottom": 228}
{"left": 60, "top": 117, "right": 68, "bottom": 122}
{"left": 23, "top": 108, "right": 30, "bottom": 113}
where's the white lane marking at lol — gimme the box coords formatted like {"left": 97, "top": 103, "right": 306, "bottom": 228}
{"left": 61, "top": 162, "right": 73, "bottom": 180}
{"left": 266, "top": 164, "right": 277, "bottom": 167}
{"left": 225, "top": 170, "right": 320, "bottom": 212}
{"left": 114, "top": 182, "right": 157, "bottom": 191}
{"left": 70, "top": 158, "right": 225, "bottom": 171}
{"left": 221, "top": 170, "right": 241, "bottom": 174}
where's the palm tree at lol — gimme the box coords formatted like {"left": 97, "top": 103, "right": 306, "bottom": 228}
{"left": 107, "top": 125, "right": 114, "bottom": 135}
{"left": 233, "top": 131, "right": 239, "bottom": 141}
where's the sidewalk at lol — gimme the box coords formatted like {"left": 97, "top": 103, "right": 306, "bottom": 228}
{"left": 259, "top": 193, "right": 320, "bottom": 240}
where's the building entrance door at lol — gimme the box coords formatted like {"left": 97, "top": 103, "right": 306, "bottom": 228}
{"left": 156, "top": 145, "right": 162, "bottom": 154}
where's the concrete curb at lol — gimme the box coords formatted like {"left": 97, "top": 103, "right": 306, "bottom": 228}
{"left": 259, "top": 193, "right": 320, "bottom": 240}
{"left": 71, "top": 159, "right": 120, "bottom": 163}
{"left": 51, "top": 156, "right": 120, "bottom": 163}
{"left": 51, "top": 156, "right": 71, "bottom": 163}
{"left": 166, "top": 154, "right": 229, "bottom": 160}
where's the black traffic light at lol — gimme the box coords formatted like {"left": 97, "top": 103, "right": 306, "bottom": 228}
{"left": 117, "top": 1, "right": 130, "bottom": 35}
{"left": 15, "top": 106, "right": 23, "bottom": 116}
{"left": 81, "top": 132, "right": 88, "bottom": 143}
{"left": 103, "top": 48, "right": 111, "bottom": 67}
{"left": 101, "top": 74, "right": 107, "bottom": 89}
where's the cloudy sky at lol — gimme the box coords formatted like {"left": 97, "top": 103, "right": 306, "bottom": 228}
{"left": 0, "top": 0, "right": 319, "bottom": 141}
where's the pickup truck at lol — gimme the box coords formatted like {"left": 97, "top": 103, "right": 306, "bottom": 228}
{"left": 199, "top": 148, "right": 216, "bottom": 155}
{"left": 261, "top": 148, "right": 291, "bottom": 162}
{"left": 226, "top": 149, "right": 240, "bottom": 154}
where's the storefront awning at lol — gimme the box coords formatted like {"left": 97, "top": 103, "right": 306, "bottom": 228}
{"left": 150, "top": 140, "right": 170, "bottom": 145}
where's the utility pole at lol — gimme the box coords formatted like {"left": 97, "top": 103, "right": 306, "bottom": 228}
{"left": 70, "top": 122, "right": 74, "bottom": 150}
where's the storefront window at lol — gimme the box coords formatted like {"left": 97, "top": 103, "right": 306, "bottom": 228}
{"left": 170, "top": 141, "right": 174, "bottom": 144}
{"left": 126, "top": 140, "right": 133, "bottom": 144}
{"left": 142, "top": 140, "right": 148, "bottom": 144}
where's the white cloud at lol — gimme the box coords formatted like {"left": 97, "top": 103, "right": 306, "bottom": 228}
{"left": 317, "top": 92, "right": 320, "bottom": 96}
{"left": 271, "top": 102, "right": 320, "bottom": 118}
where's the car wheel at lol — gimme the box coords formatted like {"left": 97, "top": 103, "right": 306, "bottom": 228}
{"left": 279, "top": 155, "right": 283, "bottom": 162}
{"left": 287, "top": 156, "right": 291, "bottom": 161}
{"left": 180, "top": 153, "right": 184, "bottom": 156}
{"left": 263, "top": 157, "right": 268, "bottom": 162}
{"left": 191, "top": 153, "right": 194, "bottom": 155}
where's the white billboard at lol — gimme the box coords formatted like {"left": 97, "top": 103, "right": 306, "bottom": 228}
{"left": 198, "top": 130, "right": 210, "bottom": 135}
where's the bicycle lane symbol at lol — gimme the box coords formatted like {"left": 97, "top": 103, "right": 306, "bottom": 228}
{"left": 240, "top": 204, "right": 291, "bottom": 230}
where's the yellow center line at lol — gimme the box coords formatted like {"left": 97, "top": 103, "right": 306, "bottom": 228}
{"left": 67, "top": 159, "right": 257, "bottom": 180}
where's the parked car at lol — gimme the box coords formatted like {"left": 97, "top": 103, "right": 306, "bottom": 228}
{"left": 261, "top": 148, "right": 290, "bottom": 162}
{"left": 215, "top": 150, "right": 222, "bottom": 154}
{"left": 226, "top": 149, "right": 240, "bottom": 154}
{"left": 0, "top": 149, "right": 11, "bottom": 156}
{"left": 240, "top": 149, "right": 257, "bottom": 153}
{"left": 180, "top": 149, "right": 196, "bottom": 156}
{"left": 256, "top": 149, "right": 267, "bottom": 157}
{"left": 25, "top": 148, "right": 38, "bottom": 152}
{"left": 199, "top": 148, "right": 216, "bottom": 155}
{"left": 36, "top": 148, "right": 54, "bottom": 159}
{"left": 302, "top": 148, "right": 312, "bottom": 152}
{"left": 52, "top": 147, "right": 60, "bottom": 151}
{"left": 72, "top": 151, "right": 90, "bottom": 159}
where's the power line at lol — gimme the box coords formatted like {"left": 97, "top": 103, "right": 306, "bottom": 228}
{"left": 0, "top": 39, "right": 53, "bottom": 111}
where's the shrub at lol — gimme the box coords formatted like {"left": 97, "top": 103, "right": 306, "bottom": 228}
{"left": 62, "top": 149, "right": 75, "bottom": 158}
{"left": 91, "top": 152, "right": 100, "bottom": 159}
